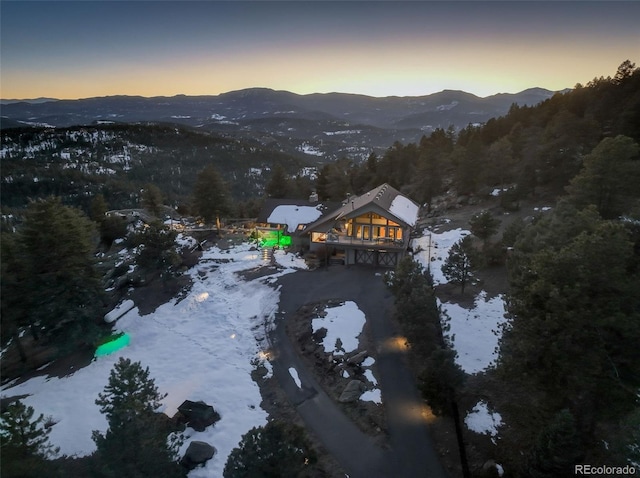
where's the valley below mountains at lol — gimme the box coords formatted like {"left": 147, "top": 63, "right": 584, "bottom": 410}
{"left": 2, "top": 87, "right": 558, "bottom": 162}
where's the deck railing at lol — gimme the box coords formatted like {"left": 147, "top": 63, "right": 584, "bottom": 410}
{"left": 325, "top": 233, "right": 406, "bottom": 249}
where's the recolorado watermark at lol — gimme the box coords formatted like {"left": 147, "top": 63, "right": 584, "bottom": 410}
{"left": 575, "top": 464, "right": 637, "bottom": 475}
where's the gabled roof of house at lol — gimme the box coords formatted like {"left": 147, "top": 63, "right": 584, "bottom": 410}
{"left": 256, "top": 198, "right": 340, "bottom": 233}
{"left": 303, "top": 183, "right": 420, "bottom": 233}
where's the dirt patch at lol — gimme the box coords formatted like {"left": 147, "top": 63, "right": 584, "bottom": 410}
{"left": 129, "top": 273, "right": 193, "bottom": 315}
{"left": 0, "top": 336, "right": 95, "bottom": 389}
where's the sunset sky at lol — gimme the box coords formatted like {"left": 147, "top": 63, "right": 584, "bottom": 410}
{"left": 1, "top": 1, "right": 638, "bottom": 100}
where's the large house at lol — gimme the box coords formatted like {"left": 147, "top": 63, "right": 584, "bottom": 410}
{"left": 302, "top": 183, "right": 420, "bottom": 267}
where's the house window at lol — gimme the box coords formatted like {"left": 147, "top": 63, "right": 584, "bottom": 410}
{"left": 388, "top": 228, "right": 403, "bottom": 241}
{"left": 311, "top": 232, "right": 327, "bottom": 242}
{"left": 362, "top": 226, "right": 371, "bottom": 240}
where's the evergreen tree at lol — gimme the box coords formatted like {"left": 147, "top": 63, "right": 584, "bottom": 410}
{"left": 19, "top": 197, "right": 104, "bottom": 349}
{"left": 192, "top": 165, "right": 231, "bottom": 227}
{"left": 141, "top": 184, "right": 164, "bottom": 218}
{"left": 486, "top": 137, "right": 515, "bottom": 188}
{"left": 412, "top": 150, "right": 443, "bottom": 212}
{"left": 1, "top": 400, "right": 59, "bottom": 477}
{"left": 441, "top": 236, "right": 474, "bottom": 295}
{"left": 450, "top": 145, "right": 478, "bottom": 195}
{"left": 500, "top": 205, "right": 640, "bottom": 430}
{"left": 419, "top": 347, "right": 466, "bottom": 416}
{"left": 90, "top": 193, "right": 108, "bottom": 223}
{"left": 567, "top": 135, "right": 640, "bottom": 219}
{"left": 265, "top": 164, "right": 289, "bottom": 198}
{"left": 92, "top": 358, "right": 184, "bottom": 478}
{"left": 0, "top": 231, "right": 28, "bottom": 359}
{"left": 387, "top": 255, "right": 433, "bottom": 300}
{"left": 131, "top": 221, "right": 178, "bottom": 273}
{"left": 469, "top": 210, "right": 501, "bottom": 248}
{"left": 524, "top": 409, "right": 582, "bottom": 478}
{"left": 223, "top": 421, "right": 317, "bottom": 478}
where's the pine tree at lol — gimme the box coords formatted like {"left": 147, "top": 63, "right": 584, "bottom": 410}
{"left": 19, "top": 197, "right": 104, "bottom": 349}
{"left": 469, "top": 210, "right": 501, "bottom": 249}
{"left": 192, "top": 165, "right": 231, "bottom": 227}
{"left": 141, "top": 184, "right": 164, "bottom": 218}
{"left": 1, "top": 400, "right": 59, "bottom": 477}
{"left": 265, "top": 164, "right": 289, "bottom": 198}
{"left": 500, "top": 204, "right": 640, "bottom": 434}
{"left": 92, "top": 358, "right": 184, "bottom": 478}
{"left": 420, "top": 347, "right": 466, "bottom": 416}
{"left": 131, "top": 221, "right": 178, "bottom": 273}
{"left": 525, "top": 409, "right": 582, "bottom": 478}
{"left": 441, "top": 236, "right": 474, "bottom": 295}
{"left": 223, "top": 421, "right": 317, "bottom": 478}
{"left": 90, "top": 193, "right": 108, "bottom": 223}
{"left": 567, "top": 135, "right": 640, "bottom": 219}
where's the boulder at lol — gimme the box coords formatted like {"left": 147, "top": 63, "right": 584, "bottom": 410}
{"left": 176, "top": 400, "right": 221, "bottom": 432}
{"left": 346, "top": 350, "right": 368, "bottom": 365}
{"left": 456, "top": 195, "right": 469, "bottom": 205}
{"left": 180, "top": 441, "right": 216, "bottom": 470}
{"left": 338, "top": 380, "right": 365, "bottom": 403}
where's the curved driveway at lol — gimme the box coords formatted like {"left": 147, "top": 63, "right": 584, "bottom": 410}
{"left": 271, "top": 267, "right": 448, "bottom": 478}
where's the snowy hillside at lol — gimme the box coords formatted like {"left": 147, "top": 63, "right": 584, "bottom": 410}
{"left": 1, "top": 242, "right": 307, "bottom": 477}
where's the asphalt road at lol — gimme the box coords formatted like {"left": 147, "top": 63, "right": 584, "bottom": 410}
{"left": 271, "top": 266, "right": 448, "bottom": 478}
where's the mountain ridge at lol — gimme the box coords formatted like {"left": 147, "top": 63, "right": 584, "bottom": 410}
{"left": 0, "top": 86, "right": 560, "bottom": 161}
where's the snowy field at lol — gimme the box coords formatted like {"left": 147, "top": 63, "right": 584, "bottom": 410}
{"left": 1, "top": 242, "right": 307, "bottom": 477}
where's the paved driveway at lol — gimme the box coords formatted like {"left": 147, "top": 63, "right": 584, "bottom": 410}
{"left": 271, "top": 266, "right": 448, "bottom": 478}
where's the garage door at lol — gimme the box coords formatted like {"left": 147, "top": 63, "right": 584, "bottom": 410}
{"left": 355, "top": 249, "right": 376, "bottom": 265}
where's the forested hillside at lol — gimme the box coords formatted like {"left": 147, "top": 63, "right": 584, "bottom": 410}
{"left": 0, "top": 124, "right": 304, "bottom": 214}
{"left": 311, "top": 61, "right": 640, "bottom": 211}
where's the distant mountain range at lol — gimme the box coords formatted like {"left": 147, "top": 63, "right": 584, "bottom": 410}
{"left": 0, "top": 87, "right": 561, "bottom": 161}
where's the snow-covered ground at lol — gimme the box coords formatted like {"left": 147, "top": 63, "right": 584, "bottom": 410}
{"left": 1, "top": 242, "right": 307, "bottom": 477}
{"left": 465, "top": 400, "right": 503, "bottom": 444}
{"left": 412, "top": 228, "right": 507, "bottom": 374}
{"left": 413, "top": 225, "right": 508, "bottom": 446}
{"left": 310, "top": 301, "right": 381, "bottom": 403}
{"left": 312, "top": 301, "right": 366, "bottom": 356}
{"left": 441, "top": 292, "right": 507, "bottom": 374}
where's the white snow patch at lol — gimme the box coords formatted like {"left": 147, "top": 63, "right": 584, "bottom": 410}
{"left": 389, "top": 195, "right": 419, "bottom": 227}
{"left": 288, "top": 367, "right": 302, "bottom": 388}
{"left": 465, "top": 400, "right": 502, "bottom": 443}
{"left": 440, "top": 292, "right": 507, "bottom": 374}
{"left": 323, "top": 130, "right": 362, "bottom": 136}
{"left": 297, "top": 143, "right": 324, "bottom": 156}
{"left": 360, "top": 389, "right": 382, "bottom": 404}
{"left": 361, "top": 357, "right": 375, "bottom": 367}
{"left": 273, "top": 249, "right": 308, "bottom": 270}
{"left": 364, "top": 369, "right": 377, "bottom": 386}
{"left": 412, "top": 228, "right": 471, "bottom": 285}
{"left": 311, "top": 301, "right": 366, "bottom": 356}
{"left": 267, "top": 205, "right": 323, "bottom": 233}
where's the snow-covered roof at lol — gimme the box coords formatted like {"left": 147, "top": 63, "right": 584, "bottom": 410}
{"left": 304, "top": 183, "right": 420, "bottom": 232}
{"left": 389, "top": 195, "right": 419, "bottom": 227}
{"left": 267, "top": 204, "right": 324, "bottom": 232}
